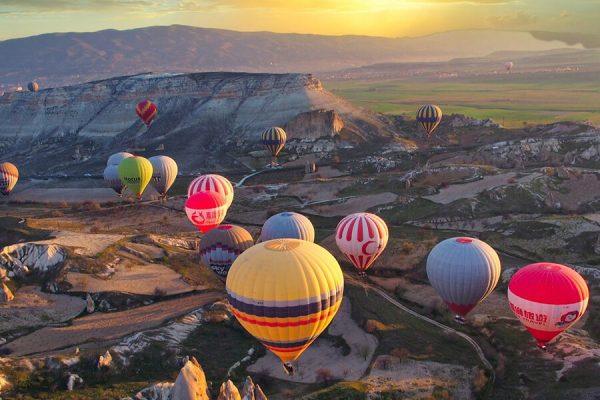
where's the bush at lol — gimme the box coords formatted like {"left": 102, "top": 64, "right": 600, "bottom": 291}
{"left": 315, "top": 368, "right": 335, "bottom": 384}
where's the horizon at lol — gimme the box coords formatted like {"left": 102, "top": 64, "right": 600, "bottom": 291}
{"left": 0, "top": 0, "right": 597, "bottom": 41}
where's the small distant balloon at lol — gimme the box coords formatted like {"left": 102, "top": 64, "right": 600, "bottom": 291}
{"left": 27, "top": 81, "right": 39, "bottom": 92}
{"left": 188, "top": 174, "right": 234, "bottom": 208}
{"left": 505, "top": 62, "right": 514, "bottom": 72}
{"left": 136, "top": 100, "right": 158, "bottom": 126}
{"left": 117, "top": 156, "right": 153, "bottom": 199}
{"left": 185, "top": 192, "right": 228, "bottom": 233}
{"left": 260, "top": 212, "right": 315, "bottom": 242}
{"left": 148, "top": 155, "right": 178, "bottom": 197}
{"left": 416, "top": 104, "right": 442, "bottom": 138}
{"left": 335, "top": 212, "right": 388, "bottom": 276}
{"left": 103, "top": 165, "right": 126, "bottom": 196}
{"left": 200, "top": 224, "right": 254, "bottom": 280}
{"left": 0, "top": 162, "right": 19, "bottom": 195}
{"left": 261, "top": 127, "right": 286, "bottom": 158}
{"left": 107, "top": 152, "right": 133, "bottom": 166}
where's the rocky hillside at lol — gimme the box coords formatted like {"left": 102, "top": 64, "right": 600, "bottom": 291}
{"left": 0, "top": 72, "right": 401, "bottom": 175}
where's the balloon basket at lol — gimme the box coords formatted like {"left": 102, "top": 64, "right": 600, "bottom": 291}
{"left": 453, "top": 315, "right": 466, "bottom": 325}
{"left": 283, "top": 363, "right": 295, "bottom": 376}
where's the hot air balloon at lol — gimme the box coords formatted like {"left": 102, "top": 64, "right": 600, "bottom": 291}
{"left": 508, "top": 263, "right": 589, "bottom": 349}
{"left": 185, "top": 192, "right": 228, "bottom": 233}
{"left": 27, "top": 82, "right": 39, "bottom": 92}
{"left": 188, "top": 174, "right": 234, "bottom": 208}
{"left": 0, "top": 162, "right": 19, "bottom": 195}
{"left": 107, "top": 152, "right": 133, "bottom": 166}
{"left": 103, "top": 165, "right": 127, "bottom": 196}
{"left": 117, "top": 156, "right": 153, "bottom": 199}
{"left": 426, "top": 237, "right": 501, "bottom": 323}
{"left": 505, "top": 62, "right": 514, "bottom": 72}
{"left": 335, "top": 212, "right": 388, "bottom": 276}
{"left": 136, "top": 100, "right": 158, "bottom": 126}
{"left": 260, "top": 212, "right": 315, "bottom": 242}
{"left": 227, "top": 239, "right": 344, "bottom": 375}
{"left": 416, "top": 104, "right": 442, "bottom": 138}
{"left": 261, "top": 127, "right": 286, "bottom": 166}
{"left": 200, "top": 224, "right": 254, "bottom": 280}
{"left": 149, "top": 155, "right": 178, "bottom": 198}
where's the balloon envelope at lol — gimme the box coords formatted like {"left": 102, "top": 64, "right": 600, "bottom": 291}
{"left": 416, "top": 104, "right": 442, "bottom": 137}
{"left": 188, "top": 174, "right": 234, "bottom": 208}
{"left": 261, "top": 127, "right": 286, "bottom": 157}
{"left": 200, "top": 224, "right": 254, "bottom": 280}
{"left": 335, "top": 212, "right": 388, "bottom": 274}
{"left": 508, "top": 263, "right": 589, "bottom": 347}
{"left": 0, "top": 162, "right": 19, "bottom": 195}
{"left": 27, "top": 82, "right": 39, "bottom": 92}
{"left": 426, "top": 237, "right": 501, "bottom": 317}
{"left": 149, "top": 155, "right": 178, "bottom": 196}
{"left": 117, "top": 156, "right": 153, "bottom": 199}
{"left": 103, "top": 165, "right": 126, "bottom": 195}
{"left": 226, "top": 239, "right": 344, "bottom": 371}
{"left": 107, "top": 152, "right": 133, "bottom": 166}
{"left": 185, "top": 192, "right": 228, "bottom": 233}
{"left": 260, "top": 212, "right": 315, "bottom": 242}
{"left": 136, "top": 100, "right": 158, "bottom": 126}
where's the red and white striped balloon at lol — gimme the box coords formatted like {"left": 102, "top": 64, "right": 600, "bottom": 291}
{"left": 188, "top": 174, "right": 234, "bottom": 208}
{"left": 335, "top": 213, "right": 388, "bottom": 275}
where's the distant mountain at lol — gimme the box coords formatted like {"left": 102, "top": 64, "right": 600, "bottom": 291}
{"left": 0, "top": 25, "right": 582, "bottom": 89}
{"left": 0, "top": 72, "right": 401, "bottom": 175}
{"left": 322, "top": 48, "right": 600, "bottom": 81}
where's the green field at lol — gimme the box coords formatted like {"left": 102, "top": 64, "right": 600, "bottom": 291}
{"left": 325, "top": 73, "right": 600, "bottom": 128}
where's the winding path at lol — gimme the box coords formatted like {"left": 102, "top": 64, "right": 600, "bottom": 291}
{"left": 345, "top": 273, "right": 496, "bottom": 388}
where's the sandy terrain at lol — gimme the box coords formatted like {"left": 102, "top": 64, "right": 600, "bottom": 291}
{"left": 308, "top": 192, "right": 397, "bottom": 217}
{"left": 3, "top": 291, "right": 223, "bottom": 356}
{"left": 0, "top": 286, "right": 86, "bottom": 333}
{"left": 34, "top": 231, "right": 124, "bottom": 256}
{"left": 66, "top": 263, "right": 201, "bottom": 295}
{"left": 247, "top": 297, "right": 377, "bottom": 383}
{"left": 425, "top": 173, "right": 525, "bottom": 204}
{"left": 365, "top": 356, "right": 473, "bottom": 399}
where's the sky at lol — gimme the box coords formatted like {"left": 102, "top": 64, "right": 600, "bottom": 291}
{"left": 0, "top": 0, "right": 597, "bottom": 40}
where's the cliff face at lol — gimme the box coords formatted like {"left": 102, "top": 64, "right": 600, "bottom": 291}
{"left": 0, "top": 72, "right": 398, "bottom": 174}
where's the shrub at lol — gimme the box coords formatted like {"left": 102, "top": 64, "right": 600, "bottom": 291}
{"left": 315, "top": 368, "right": 335, "bottom": 384}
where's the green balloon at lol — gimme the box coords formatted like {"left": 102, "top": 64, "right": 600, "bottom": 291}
{"left": 118, "top": 156, "right": 153, "bottom": 199}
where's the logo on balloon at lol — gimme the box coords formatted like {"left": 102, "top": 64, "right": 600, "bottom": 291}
{"left": 191, "top": 211, "right": 206, "bottom": 225}
{"left": 557, "top": 310, "right": 579, "bottom": 326}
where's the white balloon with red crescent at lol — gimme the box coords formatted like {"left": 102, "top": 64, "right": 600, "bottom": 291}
{"left": 335, "top": 212, "right": 388, "bottom": 275}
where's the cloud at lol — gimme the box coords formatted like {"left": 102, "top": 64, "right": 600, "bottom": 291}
{"left": 0, "top": 0, "right": 160, "bottom": 13}
{"left": 487, "top": 11, "right": 539, "bottom": 29}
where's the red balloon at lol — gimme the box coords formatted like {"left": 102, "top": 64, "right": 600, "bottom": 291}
{"left": 185, "top": 192, "right": 228, "bottom": 233}
{"left": 136, "top": 100, "right": 158, "bottom": 126}
{"left": 508, "top": 263, "right": 589, "bottom": 348}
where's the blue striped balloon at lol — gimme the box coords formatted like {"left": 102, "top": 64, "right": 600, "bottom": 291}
{"left": 260, "top": 212, "right": 315, "bottom": 243}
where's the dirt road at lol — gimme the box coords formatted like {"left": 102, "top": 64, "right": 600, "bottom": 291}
{"left": 4, "top": 291, "right": 223, "bottom": 356}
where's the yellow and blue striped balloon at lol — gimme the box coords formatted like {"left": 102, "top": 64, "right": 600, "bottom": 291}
{"left": 416, "top": 104, "right": 443, "bottom": 137}
{"left": 261, "top": 127, "right": 286, "bottom": 157}
{"left": 226, "top": 239, "right": 344, "bottom": 375}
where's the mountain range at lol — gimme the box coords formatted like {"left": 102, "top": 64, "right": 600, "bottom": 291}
{"left": 0, "top": 25, "right": 584, "bottom": 89}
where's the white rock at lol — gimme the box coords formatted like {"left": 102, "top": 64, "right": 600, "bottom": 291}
{"left": 0, "top": 243, "right": 66, "bottom": 278}
{"left": 98, "top": 350, "right": 112, "bottom": 369}
{"left": 67, "top": 374, "right": 83, "bottom": 391}
{"left": 86, "top": 293, "right": 95, "bottom": 313}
